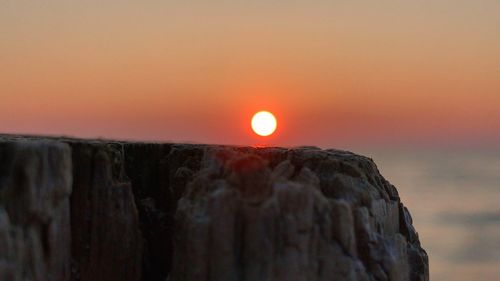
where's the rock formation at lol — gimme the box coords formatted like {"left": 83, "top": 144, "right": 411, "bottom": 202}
{"left": 0, "top": 135, "right": 428, "bottom": 281}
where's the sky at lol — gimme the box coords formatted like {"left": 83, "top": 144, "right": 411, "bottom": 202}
{"left": 1, "top": 1, "right": 499, "bottom": 148}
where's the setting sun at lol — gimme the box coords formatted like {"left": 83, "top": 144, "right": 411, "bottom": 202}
{"left": 251, "top": 111, "right": 277, "bottom": 137}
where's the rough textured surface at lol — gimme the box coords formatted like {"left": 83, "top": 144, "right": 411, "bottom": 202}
{"left": 69, "top": 142, "right": 142, "bottom": 281}
{"left": 0, "top": 140, "right": 72, "bottom": 281}
{"left": 0, "top": 135, "right": 428, "bottom": 281}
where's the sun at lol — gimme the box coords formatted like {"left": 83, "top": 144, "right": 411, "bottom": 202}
{"left": 251, "top": 111, "right": 277, "bottom": 137}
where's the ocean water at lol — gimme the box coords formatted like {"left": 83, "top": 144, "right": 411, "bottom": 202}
{"left": 362, "top": 148, "right": 500, "bottom": 281}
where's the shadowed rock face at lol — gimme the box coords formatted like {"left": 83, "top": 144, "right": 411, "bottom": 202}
{"left": 0, "top": 136, "right": 428, "bottom": 281}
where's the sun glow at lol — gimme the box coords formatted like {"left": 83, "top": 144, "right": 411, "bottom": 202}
{"left": 251, "top": 111, "right": 277, "bottom": 137}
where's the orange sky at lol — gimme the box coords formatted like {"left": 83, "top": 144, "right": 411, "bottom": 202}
{"left": 1, "top": 1, "right": 499, "bottom": 148}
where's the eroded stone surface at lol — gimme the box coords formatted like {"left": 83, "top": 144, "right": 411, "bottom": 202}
{"left": 0, "top": 140, "right": 72, "bottom": 281}
{"left": 69, "top": 142, "right": 142, "bottom": 281}
{"left": 0, "top": 136, "right": 429, "bottom": 281}
{"left": 169, "top": 146, "right": 428, "bottom": 281}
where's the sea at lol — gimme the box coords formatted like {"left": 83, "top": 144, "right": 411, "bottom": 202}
{"left": 360, "top": 148, "right": 500, "bottom": 281}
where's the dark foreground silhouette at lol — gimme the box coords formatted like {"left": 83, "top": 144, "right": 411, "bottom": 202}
{"left": 0, "top": 135, "right": 428, "bottom": 281}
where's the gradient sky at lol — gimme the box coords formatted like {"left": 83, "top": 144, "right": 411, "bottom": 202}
{"left": 1, "top": 1, "right": 499, "bottom": 148}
